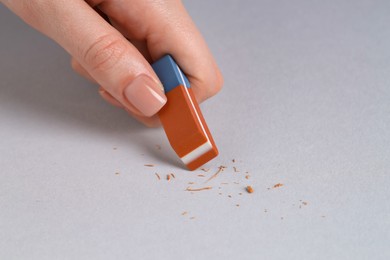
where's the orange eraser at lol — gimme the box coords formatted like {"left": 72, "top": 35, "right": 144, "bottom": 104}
{"left": 152, "top": 55, "right": 218, "bottom": 170}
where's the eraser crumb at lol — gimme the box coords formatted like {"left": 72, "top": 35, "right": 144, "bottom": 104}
{"left": 186, "top": 186, "right": 212, "bottom": 192}
{"left": 246, "top": 185, "right": 254, "bottom": 193}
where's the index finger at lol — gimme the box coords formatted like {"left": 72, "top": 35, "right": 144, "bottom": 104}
{"left": 98, "top": 0, "right": 224, "bottom": 103}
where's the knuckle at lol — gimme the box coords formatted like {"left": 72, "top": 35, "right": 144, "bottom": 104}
{"left": 83, "top": 34, "right": 127, "bottom": 72}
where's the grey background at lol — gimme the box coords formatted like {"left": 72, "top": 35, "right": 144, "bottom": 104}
{"left": 1, "top": 0, "right": 390, "bottom": 259}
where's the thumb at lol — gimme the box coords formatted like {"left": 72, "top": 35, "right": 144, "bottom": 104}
{"left": 6, "top": 0, "right": 166, "bottom": 117}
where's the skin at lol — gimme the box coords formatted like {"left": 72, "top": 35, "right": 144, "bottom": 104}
{"left": 2, "top": 0, "right": 223, "bottom": 127}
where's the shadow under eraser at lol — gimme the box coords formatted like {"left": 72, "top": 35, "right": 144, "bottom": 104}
{"left": 152, "top": 55, "right": 218, "bottom": 170}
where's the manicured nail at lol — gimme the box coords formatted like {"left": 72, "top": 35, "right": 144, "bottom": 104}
{"left": 124, "top": 74, "right": 167, "bottom": 117}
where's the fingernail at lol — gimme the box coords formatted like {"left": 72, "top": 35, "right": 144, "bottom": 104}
{"left": 124, "top": 74, "right": 167, "bottom": 117}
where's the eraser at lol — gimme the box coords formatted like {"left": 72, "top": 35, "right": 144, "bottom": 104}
{"left": 152, "top": 55, "right": 218, "bottom": 170}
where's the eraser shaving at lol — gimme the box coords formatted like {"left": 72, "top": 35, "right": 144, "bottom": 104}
{"left": 152, "top": 55, "right": 218, "bottom": 170}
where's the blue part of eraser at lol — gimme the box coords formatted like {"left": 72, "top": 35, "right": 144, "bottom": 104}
{"left": 152, "top": 55, "right": 191, "bottom": 93}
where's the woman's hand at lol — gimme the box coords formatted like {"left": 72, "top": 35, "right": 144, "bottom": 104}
{"left": 2, "top": 0, "right": 223, "bottom": 126}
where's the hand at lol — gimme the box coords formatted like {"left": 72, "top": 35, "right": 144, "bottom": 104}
{"left": 2, "top": 0, "right": 223, "bottom": 127}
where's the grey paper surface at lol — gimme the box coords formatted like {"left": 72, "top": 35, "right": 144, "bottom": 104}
{"left": 1, "top": 1, "right": 390, "bottom": 259}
